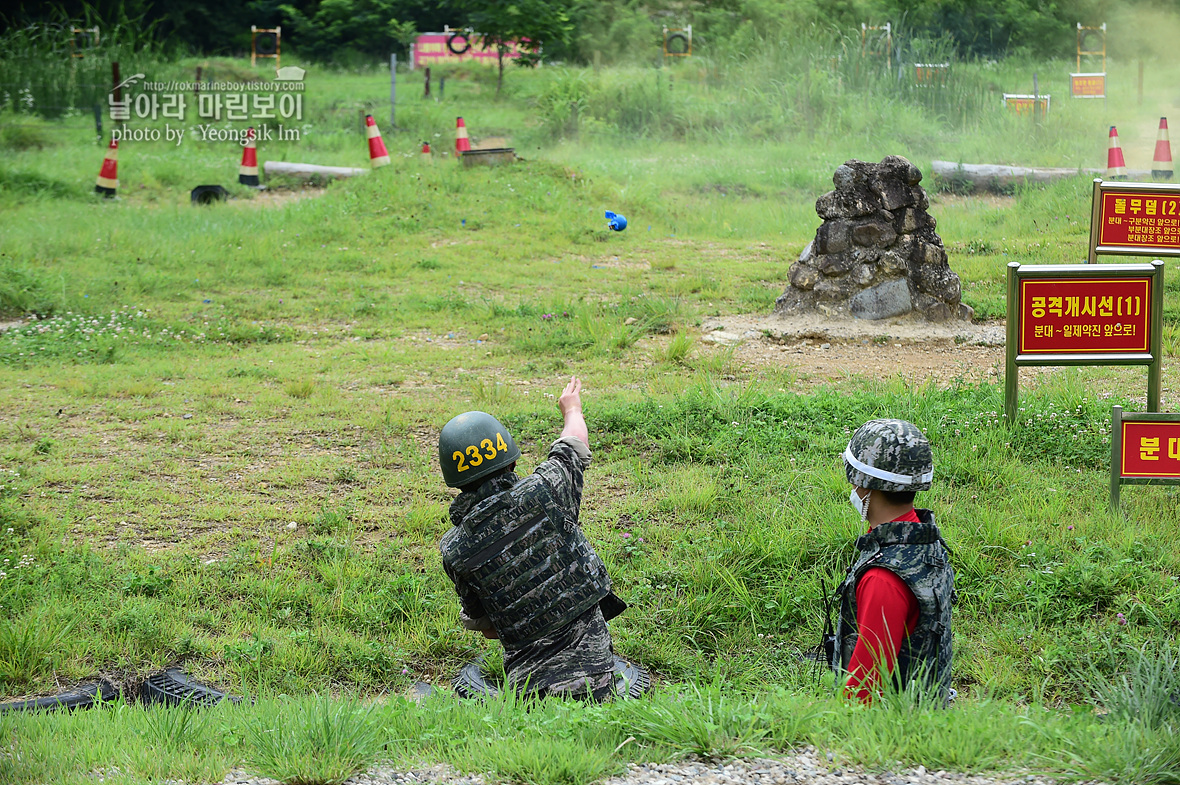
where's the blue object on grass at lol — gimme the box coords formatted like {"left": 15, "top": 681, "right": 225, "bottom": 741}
{"left": 606, "top": 210, "right": 627, "bottom": 231}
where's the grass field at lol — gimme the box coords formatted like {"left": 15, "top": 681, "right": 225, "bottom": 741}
{"left": 2, "top": 48, "right": 1180, "bottom": 784}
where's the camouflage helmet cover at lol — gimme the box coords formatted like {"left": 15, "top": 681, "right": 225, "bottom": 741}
{"left": 438, "top": 411, "right": 522, "bottom": 488}
{"left": 843, "top": 419, "right": 933, "bottom": 492}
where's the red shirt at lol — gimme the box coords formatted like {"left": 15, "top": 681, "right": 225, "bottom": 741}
{"left": 844, "top": 509, "right": 921, "bottom": 703}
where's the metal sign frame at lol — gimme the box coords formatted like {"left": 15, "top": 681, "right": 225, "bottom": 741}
{"left": 1005, "top": 261, "right": 1164, "bottom": 422}
{"left": 663, "top": 26, "right": 692, "bottom": 58}
{"left": 251, "top": 25, "right": 281, "bottom": 71}
{"left": 1088, "top": 179, "right": 1180, "bottom": 262}
{"left": 1109, "top": 406, "right": 1180, "bottom": 509}
{"left": 860, "top": 23, "right": 892, "bottom": 59}
{"left": 70, "top": 27, "right": 99, "bottom": 58}
{"left": 1077, "top": 23, "right": 1106, "bottom": 73}
{"left": 914, "top": 63, "right": 949, "bottom": 87}
{"left": 1003, "top": 93, "right": 1050, "bottom": 117}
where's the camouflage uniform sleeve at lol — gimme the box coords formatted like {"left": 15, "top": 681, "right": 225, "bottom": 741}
{"left": 441, "top": 551, "right": 492, "bottom": 631}
{"left": 533, "top": 436, "right": 591, "bottom": 532}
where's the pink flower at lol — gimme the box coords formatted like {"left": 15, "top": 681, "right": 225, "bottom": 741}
{"left": 1117, "top": 613, "right": 1127, "bottom": 625}
{"left": 622, "top": 532, "right": 631, "bottom": 538}
{"left": 637, "top": 538, "right": 644, "bottom": 543}
{"left": 1068, "top": 525, "right": 1074, "bottom": 531}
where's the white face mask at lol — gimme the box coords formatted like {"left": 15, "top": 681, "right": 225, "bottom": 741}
{"left": 849, "top": 488, "right": 871, "bottom": 521}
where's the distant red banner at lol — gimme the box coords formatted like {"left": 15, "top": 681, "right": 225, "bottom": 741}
{"left": 413, "top": 33, "right": 523, "bottom": 67}
{"left": 1019, "top": 277, "right": 1151, "bottom": 354}
{"left": 1097, "top": 190, "right": 1180, "bottom": 252}
{"left": 1070, "top": 73, "right": 1105, "bottom": 98}
{"left": 1121, "top": 420, "right": 1180, "bottom": 478}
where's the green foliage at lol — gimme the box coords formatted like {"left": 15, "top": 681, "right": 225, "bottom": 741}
{"left": 245, "top": 696, "right": 384, "bottom": 785}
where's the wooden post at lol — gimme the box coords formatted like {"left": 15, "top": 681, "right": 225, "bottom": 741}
{"left": 112, "top": 61, "right": 121, "bottom": 102}
{"left": 424, "top": 67, "right": 431, "bottom": 98}
{"left": 390, "top": 53, "right": 396, "bottom": 128}
{"left": 439, "top": 75, "right": 445, "bottom": 101}
{"left": 195, "top": 66, "right": 202, "bottom": 96}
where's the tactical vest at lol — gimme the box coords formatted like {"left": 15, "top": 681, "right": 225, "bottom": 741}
{"left": 445, "top": 472, "right": 610, "bottom": 646}
{"left": 831, "top": 511, "right": 954, "bottom": 701}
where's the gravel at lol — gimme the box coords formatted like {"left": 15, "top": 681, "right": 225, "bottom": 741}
{"left": 216, "top": 746, "right": 1081, "bottom": 785}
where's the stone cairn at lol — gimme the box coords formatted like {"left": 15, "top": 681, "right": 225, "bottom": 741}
{"left": 775, "top": 156, "right": 971, "bottom": 322}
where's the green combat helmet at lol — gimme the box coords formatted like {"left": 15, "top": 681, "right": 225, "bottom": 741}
{"left": 843, "top": 419, "right": 933, "bottom": 492}
{"left": 439, "top": 411, "right": 522, "bottom": 488}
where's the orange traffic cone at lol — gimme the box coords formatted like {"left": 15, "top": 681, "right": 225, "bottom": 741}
{"left": 365, "top": 115, "right": 391, "bottom": 168}
{"left": 239, "top": 127, "right": 260, "bottom": 186}
{"left": 1107, "top": 126, "right": 1128, "bottom": 181}
{"left": 421, "top": 141, "right": 432, "bottom": 164}
{"left": 455, "top": 117, "right": 471, "bottom": 158}
{"left": 1153, "top": 117, "right": 1173, "bottom": 181}
{"left": 94, "top": 137, "right": 118, "bottom": 197}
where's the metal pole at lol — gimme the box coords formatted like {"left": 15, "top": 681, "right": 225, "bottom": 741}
{"left": 439, "top": 75, "right": 445, "bottom": 101}
{"left": 92, "top": 104, "right": 101, "bottom": 142}
{"left": 1032, "top": 72, "right": 1039, "bottom": 125}
{"left": 390, "top": 53, "right": 396, "bottom": 128}
{"left": 1110, "top": 405, "right": 1123, "bottom": 510}
{"left": 1005, "top": 262, "right": 1020, "bottom": 424}
{"left": 112, "top": 61, "right": 121, "bottom": 102}
{"left": 1088, "top": 179, "right": 1102, "bottom": 264}
{"left": 1149, "top": 259, "right": 1165, "bottom": 412}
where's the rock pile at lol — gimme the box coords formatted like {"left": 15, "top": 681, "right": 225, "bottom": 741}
{"left": 775, "top": 156, "right": 971, "bottom": 322}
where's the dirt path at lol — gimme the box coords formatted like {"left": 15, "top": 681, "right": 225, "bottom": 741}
{"left": 698, "top": 313, "right": 1006, "bottom": 386}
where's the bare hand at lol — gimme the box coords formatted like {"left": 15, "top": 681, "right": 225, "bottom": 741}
{"left": 557, "top": 376, "right": 582, "bottom": 417}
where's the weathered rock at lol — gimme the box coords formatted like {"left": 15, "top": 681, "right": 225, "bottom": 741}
{"left": 814, "top": 275, "right": 858, "bottom": 300}
{"left": 916, "top": 264, "right": 961, "bottom": 302}
{"left": 850, "top": 278, "right": 912, "bottom": 320}
{"left": 959, "top": 303, "right": 976, "bottom": 321}
{"left": 852, "top": 221, "right": 897, "bottom": 248}
{"left": 788, "top": 262, "right": 820, "bottom": 291}
{"left": 815, "top": 220, "right": 852, "bottom": 254}
{"left": 777, "top": 156, "right": 965, "bottom": 322}
{"left": 818, "top": 252, "right": 857, "bottom": 276}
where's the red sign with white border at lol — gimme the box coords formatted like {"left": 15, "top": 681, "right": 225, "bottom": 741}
{"left": 1070, "top": 73, "right": 1105, "bottom": 98}
{"left": 1121, "top": 420, "right": 1180, "bottom": 478}
{"left": 1019, "top": 277, "right": 1151, "bottom": 354}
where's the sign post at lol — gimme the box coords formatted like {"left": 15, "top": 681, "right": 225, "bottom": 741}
{"left": 1005, "top": 261, "right": 1164, "bottom": 422}
{"left": 1110, "top": 406, "right": 1180, "bottom": 509}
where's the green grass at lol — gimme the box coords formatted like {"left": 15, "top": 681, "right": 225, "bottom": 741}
{"left": 2, "top": 41, "right": 1180, "bottom": 782}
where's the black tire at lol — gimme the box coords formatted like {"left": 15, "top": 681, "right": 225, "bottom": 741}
{"left": 191, "top": 185, "right": 229, "bottom": 205}
{"left": 447, "top": 33, "right": 471, "bottom": 55}
{"left": 0, "top": 680, "right": 118, "bottom": 714}
{"left": 665, "top": 33, "right": 689, "bottom": 55}
{"left": 139, "top": 668, "right": 240, "bottom": 708}
{"left": 452, "top": 655, "right": 651, "bottom": 701}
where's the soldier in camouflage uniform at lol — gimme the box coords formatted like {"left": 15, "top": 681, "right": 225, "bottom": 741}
{"left": 439, "top": 377, "right": 621, "bottom": 700}
{"left": 831, "top": 419, "right": 954, "bottom": 704}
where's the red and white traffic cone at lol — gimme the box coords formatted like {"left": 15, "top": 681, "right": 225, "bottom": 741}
{"left": 94, "top": 137, "right": 118, "bottom": 197}
{"left": 1107, "top": 126, "right": 1127, "bottom": 181}
{"left": 239, "top": 126, "right": 260, "bottom": 187}
{"left": 455, "top": 116, "right": 471, "bottom": 159}
{"left": 365, "top": 115, "right": 391, "bottom": 168}
{"left": 1153, "top": 117, "right": 1173, "bottom": 181}
{"left": 421, "top": 140, "right": 432, "bottom": 164}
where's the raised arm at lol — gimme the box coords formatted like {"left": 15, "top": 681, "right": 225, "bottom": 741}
{"left": 557, "top": 376, "right": 589, "bottom": 449}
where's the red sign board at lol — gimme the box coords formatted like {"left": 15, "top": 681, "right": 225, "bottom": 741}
{"left": 1019, "top": 277, "right": 1151, "bottom": 354}
{"left": 1097, "top": 190, "right": 1180, "bottom": 252}
{"left": 1120, "top": 420, "right": 1180, "bottom": 478}
{"left": 1004, "top": 94, "right": 1049, "bottom": 117}
{"left": 1070, "top": 73, "right": 1106, "bottom": 98}
{"left": 413, "top": 33, "right": 524, "bottom": 68}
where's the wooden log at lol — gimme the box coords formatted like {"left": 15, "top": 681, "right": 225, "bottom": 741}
{"left": 263, "top": 161, "right": 368, "bottom": 181}
{"left": 931, "top": 160, "right": 1151, "bottom": 191}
